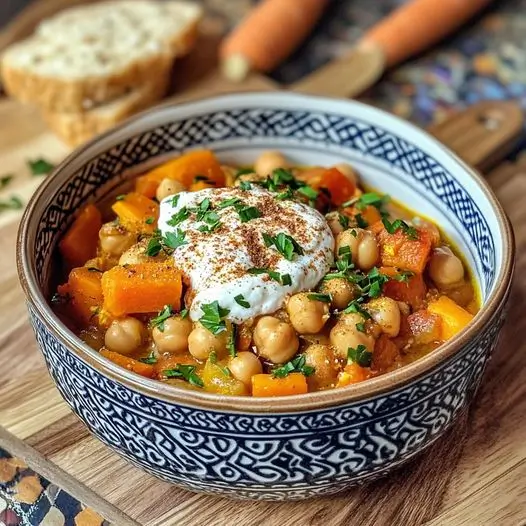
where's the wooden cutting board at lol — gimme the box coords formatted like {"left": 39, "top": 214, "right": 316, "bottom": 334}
{"left": 0, "top": 4, "right": 525, "bottom": 526}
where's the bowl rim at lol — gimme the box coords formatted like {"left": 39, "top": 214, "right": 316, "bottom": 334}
{"left": 17, "top": 92, "right": 515, "bottom": 414}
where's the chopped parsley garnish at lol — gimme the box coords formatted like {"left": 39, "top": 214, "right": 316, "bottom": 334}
{"left": 238, "top": 205, "right": 261, "bottom": 223}
{"left": 171, "top": 194, "right": 180, "bottom": 207}
{"left": 297, "top": 185, "right": 318, "bottom": 200}
{"left": 355, "top": 214, "right": 368, "bottom": 228}
{"left": 263, "top": 232, "right": 303, "bottom": 261}
{"left": 164, "top": 229, "right": 188, "bottom": 249}
{"left": 210, "top": 351, "right": 232, "bottom": 375}
{"left": 272, "top": 354, "right": 315, "bottom": 378}
{"left": 355, "top": 192, "right": 389, "bottom": 211}
{"left": 248, "top": 267, "right": 292, "bottom": 286}
{"left": 276, "top": 187, "right": 294, "bottom": 200}
{"left": 347, "top": 345, "right": 373, "bottom": 367}
{"left": 150, "top": 305, "right": 173, "bottom": 331}
{"left": 239, "top": 181, "right": 252, "bottom": 190}
{"left": 167, "top": 206, "right": 190, "bottom": 226}
{"left": 194, "top": 198, "right": 211, "bottom": 220}
{"left": 343, "top": 300, "right": 371, "bottom": 318}
{"left": 140, "top": 351, "right": 158, "bottom": 364}
{"left": 394, "top": 270, "right": 414, "bottom": 282}
{"left": 382, "top": 217, "right": 418, "bottom": 240}
{"left": 234, "top": 294, "right": 250, "bottom": 308}
{"left": 217, "top": 196, "right": 242, "bottom": 209}
{"left": 338, "top": 213, "right": 349, "bottom": 229}
{"left": 355, "top": 322, "right": 366, "bottom": 333}
{"left": 0, "top": 175, "right": 13, "bottom": 189}
{"left": 199, "top": 301, "right": 230, "bottom": 335}
{"left": 28, "top": 158, "right": 54, "bottom": 176}
{"left": 0, "top": 195, "right": 23, "bottom": 212}
{"left": 180, "top": 308, "right": 189, "bottom": 319}
{"left": 307, "top": 293, "right": 332, "bottom": 303}
{"left": 115, "top": 194, "right": 126, "bottom": 201}
{"left": 227, "top": 325, "right": 237, "bottom": 357}
{"left": 145, "top": 216, "right": 155, "bottom": 225}
{"left": 163, "top": 365, "right": 204, "bottom": 387}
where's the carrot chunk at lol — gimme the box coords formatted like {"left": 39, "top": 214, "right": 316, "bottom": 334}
{"left": 309, "top": 167, "right": 356, "bottom": 206}
{"left": 59, "top": 204, "right": 102, "bottom": 269}
{"left": 407, "top": 310, "right": 442, "bottom": 345}
{"left": 101, "top": 262, "right": 182, "bottom": 317}
{"left": 57, "top": 267, "right": 103, "bottom": 325}
{"left": 99, "top": 349, "right": 155, "bottom": 378}
{"left": 252, "top": 373, "right": 308, "bottom": 397}
{"left": 336, "top": 363, "right": 370, "bottom": 387}
{"left": 135, "top": 150, "right": 225, "bottom": 198}
{"left": 427, "top": 296, "right": 474, "bottom": 340}
{"left": 111, "top": 192, "right": 158, "bottom": 234}
{"left": 383, "top": 271, "right": 427, "bottom": 310}
{"left": 373, "top": 225, "right": 432, "bottom": 273}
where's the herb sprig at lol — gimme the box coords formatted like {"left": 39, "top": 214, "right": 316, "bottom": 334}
{"left": 163, "top": 365, "right": 204, "bottom": 387}
{"left": 199, "top": 301, "right": 230, "bottom": 335}
{"left": 347, "top": 345, "right": 373, "bottom": 367}
{"left": 272, "top": 354, "right": 315, "bottom": 378}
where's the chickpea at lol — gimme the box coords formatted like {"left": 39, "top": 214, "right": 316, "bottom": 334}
{"left": 356, "top": 231, "right": 379, "bottom": 270}
{"left": 366, "top": 297, "right": 401, "bottom": 337}
{"left": 229, "top": 352, "right": 263, "bottom": 386}
{"left": 320, "top": 278, "right": 357, "bottom": 310}
{"left": 99, "top": 222, "right": 136, "bottom": 257}
{"left": 156, "top": 178, "right": 185, "bottom": 202}
{"left": 119, "top": 239, "right": 154, "bottom": 266}
{"left": 335, "top": 228, "right": 379, "bottom": 271}
{"left": 188, "top": 323, "right": 228, "bottom": 361}
{"left": 253, "top": 316, "right": 299, "bottom": 364}
{"left": 332, "top": 162, "right": 358, "bottom": 186}
{"left": 428, "top": 246, "right": 465, "bottom": 288}
{"left": 325, "top": 211, "right": 346, "bottom": 236}
{"left": 104, "top": 317, "right": 145, "bottom": 355}
{"left": 254, "top": 151, "right": 288, "bottom": 177}
{"left": 304, "top": 344, "right": 339, "bottom": 390}
{"left": 152, "top": 316, "right": 193, "bottom": 354}
{"left": 330, "top": 319, "right": 375, "bottom": 359}
{"left": 287, "top": 293, "right": 330, "bottom": 334}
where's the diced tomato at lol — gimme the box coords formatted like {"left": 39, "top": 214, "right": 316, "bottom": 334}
{"left": 309, "top": 167, "right": 356, "bottom": 206}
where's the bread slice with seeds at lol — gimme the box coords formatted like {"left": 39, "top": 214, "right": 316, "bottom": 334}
{"left": 1, "top": 0, "right": 201, "bottom": 112}
{"left": 42, "top": 73, "right": 170, "bottom": 146}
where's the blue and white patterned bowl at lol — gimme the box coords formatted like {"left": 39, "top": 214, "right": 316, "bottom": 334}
{"left": 17, "top": 93, "right": 514, "bottom": 500}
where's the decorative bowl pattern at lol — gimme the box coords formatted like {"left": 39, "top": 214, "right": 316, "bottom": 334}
{"left": 18, "top": 94, "right": 514, "bottom": 500}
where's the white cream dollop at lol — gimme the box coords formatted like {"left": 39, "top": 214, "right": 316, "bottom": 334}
{"left": 158, "top": 186, "right": 334, "bottom": 323}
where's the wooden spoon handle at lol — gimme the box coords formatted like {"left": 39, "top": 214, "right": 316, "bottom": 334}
{"left": 428, "top": 101, "right": 524, "bottom": 172}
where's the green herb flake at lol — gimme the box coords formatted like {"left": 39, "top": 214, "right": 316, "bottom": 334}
{"left": 227, "top": 324, "right": 237, "bottom": 357}
{"left": 281, "top": 273, "right": 292, "bottom": 286}
{"left": 355, "top": 322, "right": 366, "bottom": 333}
{"left": 343, "top": 300, "right": 371, "bottom": 319}
{"left": 179, "top": 308, "right": 189, "bottom": 319}
{"left": 163, "top": 229, "right": 188, "bottom": 250}
{"left": 171, "top": 194, "right": 180, "bottom": 207}
{"left": 150, "top": 305, "right": 173, "bottom": 332}
{"left": 307, "top": 293, "right": 332, "bottom": 303}
{"left": 356, "top": 192, "right": 389, "bottom": 211}
{"left": 146, "top": 234, "right": 162, "bottom": 257}
{"left": 347, "top": 344, "right": 373, "bottom": 367}
{"left": 238, "top": 205, "right": 262, "bottom": 223}
{"left": 276, "top": 187, "right": 294, "bottom": 200}
{"left": 382, "top": 217, "right": 418, "bottom": 240}
{"left": 234, "top": 294, "right": 250, "bottom": 308}
{"left": 167, "top": 207, "right": 190, "bottom": 226}
{"left": 163, "top": 365, "right": 204, "bottom": 387}
{"left": 28, "top": 158, "right": 55, "bottom": 176}
{"left": 338, "top": 213, "right": 349, "bottom": 230}
{"left": 264, "top": 232, "right": 304, "bottom": 261}
{"left": 217, "top": 197, "right": 242, "bottom": 209}
{"left": 140, "top": 351, "right": 158, "bottom": 364}
{"left": 394, "top": 270, "right": 414, "bottom": 283}
{"left": 145, "top": 216, "right": 155, "bottom": 225}
{"left": 0, "top": 175, "right": 13, "bottom": 189}
{"left": 200, "top": 301, "right": 230, "bottom": 335}
{"left": 247, "top": 267, "right": 291, "bottom": 286}
{"left": 297, "top": 185, "right": 318, "bottom": 200}
{"left": 355, "top": 214, "right": 369, "bottom": 228}
{"left": 272, "top": 354, "right": 315, "bottom": 378}
{"left": 239, "top": 181, "right": 252, "bottom": 191}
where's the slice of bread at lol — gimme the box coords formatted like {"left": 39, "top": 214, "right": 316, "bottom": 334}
{"left": 1, "top": 1, "right": 201, "bottom": 112}
{"left": 42, "top": 73, "right": 170, "bottom": 146}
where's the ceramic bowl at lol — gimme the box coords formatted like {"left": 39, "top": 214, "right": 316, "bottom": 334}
{"left": 17, "top": 93, "right": 514, "bottom": 501}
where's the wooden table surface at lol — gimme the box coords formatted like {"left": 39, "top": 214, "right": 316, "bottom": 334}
{"left": 0, "top": 2, "right": 525, "bottom": 525}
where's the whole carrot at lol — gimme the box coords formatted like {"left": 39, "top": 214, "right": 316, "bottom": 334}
{"left": 220, "top": 0, "right": 330, "bottom": 81}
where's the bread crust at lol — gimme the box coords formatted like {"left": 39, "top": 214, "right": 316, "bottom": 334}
{"left": 1, "top": 7, "right": 199, "bottom": 112}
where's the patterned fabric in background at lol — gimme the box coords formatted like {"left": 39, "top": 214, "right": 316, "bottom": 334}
{"left": 0, "top": 448, "right": 108, "bottom": 526}
{"left": 1, "top": 0, "right": 525, "bottom": 523}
